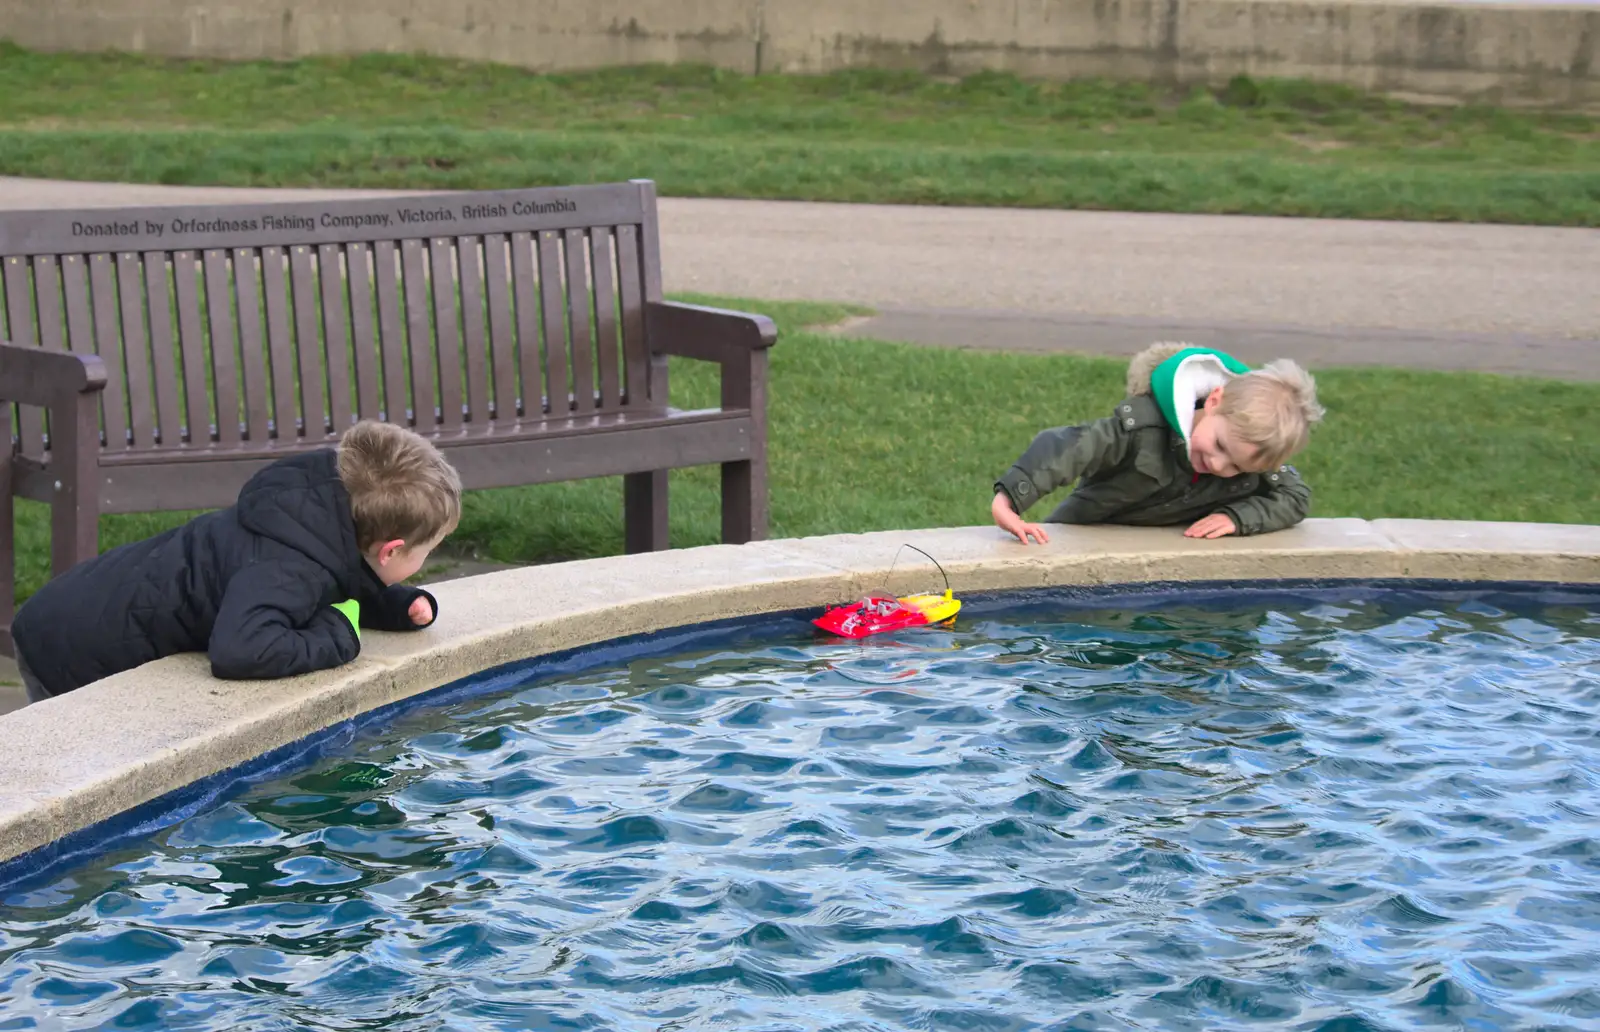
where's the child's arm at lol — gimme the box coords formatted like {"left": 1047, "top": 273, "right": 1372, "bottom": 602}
{"left": 208, "top": 563, "right": 360, "bottom": 680}
{"left": 359, "top": 584, "right": 440, "bottom": 632}
{"left": 1215, "top": 465, "right": 1312, "bottom": 535}
{"left": 993, "top": 418, "right": 1131, "bottom": 541}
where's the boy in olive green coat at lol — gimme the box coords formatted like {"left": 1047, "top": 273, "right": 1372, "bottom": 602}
{"left": 992, "top": 342, "right": 1324, "bottom": 544}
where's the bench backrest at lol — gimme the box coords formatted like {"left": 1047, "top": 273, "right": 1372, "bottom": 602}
{"left": 0, "top": 181, "right": 665, "bottom": 460}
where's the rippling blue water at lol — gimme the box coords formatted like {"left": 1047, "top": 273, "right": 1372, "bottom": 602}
{"left": 2, "top": 588, "right": 1599, "bottom": 1031}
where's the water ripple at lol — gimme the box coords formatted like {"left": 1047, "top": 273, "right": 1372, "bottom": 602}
{"left": 1, "top": 590, "right": 1597, "bottom": 1030}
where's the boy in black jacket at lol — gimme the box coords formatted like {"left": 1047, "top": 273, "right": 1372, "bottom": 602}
{"left": 11, "top": 420, "right": 462, "bottom": 702}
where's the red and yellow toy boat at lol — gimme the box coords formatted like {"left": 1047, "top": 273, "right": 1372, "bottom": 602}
{"left": 813, "top": 591, "right": 961, "bottom": 638}
{"left": 813, "top": 546, "right": 962, "bottom": 639}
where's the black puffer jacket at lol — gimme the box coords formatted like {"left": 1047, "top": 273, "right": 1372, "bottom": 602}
{"left": 12, "top": 449, "right": 436, "bottom": 696}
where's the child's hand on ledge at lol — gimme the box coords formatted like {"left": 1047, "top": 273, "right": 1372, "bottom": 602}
{"left": 409, "top": 596, "right": 436, "bottom": 626}
{"left": 992, "top": 492, "right": 1050, "bottom": 545}
{"left": 1185, "top": 513, "right": 1238, "bottom": 539}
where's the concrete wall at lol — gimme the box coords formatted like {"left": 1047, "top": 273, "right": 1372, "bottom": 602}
{"left": 1, "top": 0, "right": 1596, "bottom": 108}
{"left": 1, "top": 1, "right": 765, "bottom": 71}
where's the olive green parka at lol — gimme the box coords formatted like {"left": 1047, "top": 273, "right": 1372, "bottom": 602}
{"left": 993, "top": 344, "right": 1311, "bottom": 535}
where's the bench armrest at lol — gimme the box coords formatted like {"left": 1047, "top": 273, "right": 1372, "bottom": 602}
{"left": 646, "top": 301, "right": 777, "bottom": 364}
{"left": 0, "top": 342, "right": 107, "bottom": 407}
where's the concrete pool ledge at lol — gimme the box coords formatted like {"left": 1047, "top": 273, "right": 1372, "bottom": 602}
{"left": 1, "top": 517, "right": 1597, "bottom": 867}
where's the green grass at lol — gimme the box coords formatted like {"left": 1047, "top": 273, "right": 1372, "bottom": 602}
{"left": 10, "top": 296, "right": 1596, "bottom": 603}
{"left": 0, "top": 46, "right": 1596, "bottom": 225}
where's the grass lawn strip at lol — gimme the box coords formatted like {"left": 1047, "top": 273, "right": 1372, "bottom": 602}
{"left": 0, "top": 48, "right": 1594, "bottom": 226}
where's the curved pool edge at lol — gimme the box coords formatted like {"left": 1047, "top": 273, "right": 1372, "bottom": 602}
{"left": 1, "top": 517, "right": 1596, "bottom": 871}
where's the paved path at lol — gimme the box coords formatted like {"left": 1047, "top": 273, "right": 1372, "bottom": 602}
{"left": 2, "top": 177, "right": 1597, "bottom": 378}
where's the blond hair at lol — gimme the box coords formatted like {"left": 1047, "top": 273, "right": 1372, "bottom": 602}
{"left": 1217, "top": 360, "right": 1325, "bottom": 470}
{"left": 337, "top": 421, "right": 462, "bottom": 552}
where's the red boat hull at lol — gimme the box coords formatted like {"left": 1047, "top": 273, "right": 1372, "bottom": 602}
{"left": 812, "top": 596, "right": 932, "bottom": 638}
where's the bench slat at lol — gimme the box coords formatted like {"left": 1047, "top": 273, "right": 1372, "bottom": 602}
{"left": 372, "top": 241, "right": 408, "bottom": 426}
{"left": 202, "top": 249, "right": 241, "bottom": 447}
{"left": 615, "top": 225, "right": 649, "bottom": 409}
{"left": 510, "top": 231, "right": 540, "bottom": 419}
{"left": 0, "top": 184, "right": 648, "bottom": 256}
{"left": 94, "top": 408, "right": 750, "bottom": 513}
{"left": 88, "top": 254, "right": 130, "bottom": 450}
{"left": 429, "top": 237, "right": 464, "bottom": 433}
{"left": 31, "top": 258, "right": 66, "bottom": 358}
{"left": 260, "top": 247, "right": 298, "bottom": 441}
{"left": 344, "top": 243, "right": 383, "bottom": 423}
{"left": 589, "top": 228, "right": 622, "bottom": 412}
{"left": 401, "top": 239, "right": 436, "bottom": 431}
{"left": 116, "top": 254, "right": 156, "bottom": 449}
{"left": 60, "top": 257, "right": 104, "bottom": 449}
{"left": 637, "top": 181, "right": 669, "bottom": 408}
{"left": 171, "top": 253, "right": 214, "bottom": 445}
{"left": 565, "top": 229, "right": 596, "bottom": 415}
{"left": 537, "top": 230, "right": 568, "bottom": 417}
{"left": 141, "top": 252, "right": 183, "bottom": 447}
{"left": 0, "top": 400, "right": 10, "bottom": 527}
{"left": 97, "top": 405, "right": 732, "bottom": 459}
{"left": 172, "top": 252, "right": 214, "bottom": 445}
{"left": 318, "top": 243, "right": 353, "bottom": 436}
{"left": 61, "top": 256, "right": 107, "bottom": 449}
{"left": 56, "top": 257, "right": 96, "bottom": 444}
{"left": 232, "top": 247, "right": 272, "bottom": 445}
{"left": 457, "top": 236, "right": 490, "bottom": 426}
{"left": 58, "top": 257, "right": 91, "bottom": 361}
{"left": 482, "top": 233, "right": 517, "bottom": 423}
{"left": 4, "top": 256, "right": 46, "bottom": 458}
{"left": 289, "top": 245, "right": 327, "bottom": 441}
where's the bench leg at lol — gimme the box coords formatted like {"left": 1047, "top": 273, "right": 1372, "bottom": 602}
{"left": 721, "top": 458, "right": 767, "bottom": 544}
{"left": 0, "top": 434, "right": 12, "bottom": 659}
{"left": 719, "top": 345, "right": 768, "bottom": 545}
{"left": 624, "top": 470, "right": 669, "bottom": 553}
{"left": 49, "top": 391, "right": 101, "bottom": 577}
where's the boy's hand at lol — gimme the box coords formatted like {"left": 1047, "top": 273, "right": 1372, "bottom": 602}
{"left": 409, "top": 595, "right": 436, "bottom": 626}
{"left": 992, "top": 492, "right": 1050, "bottom": 545}
{"left": 1185, "top": 513, "right": 1238, "bottom": 539}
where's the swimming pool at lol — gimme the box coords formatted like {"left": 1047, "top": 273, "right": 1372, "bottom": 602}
{"left": 1, "top": 585, "right": 1596, "bottom": 1030}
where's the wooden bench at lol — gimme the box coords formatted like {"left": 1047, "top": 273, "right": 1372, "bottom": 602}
{"left": 0, "top": 180, "right": 775, "bottom": 656}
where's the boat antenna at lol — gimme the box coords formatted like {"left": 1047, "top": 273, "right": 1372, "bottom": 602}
{"left": 887, "top": 544, "right": 950, "bottom": 596}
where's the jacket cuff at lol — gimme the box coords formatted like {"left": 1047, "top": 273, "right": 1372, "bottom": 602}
{"left": 411, "top": 587, "right": 439, "bottom": 629}
{"left": 995, "top": 468, "right": 1041, "bottom": 515}
{"left": 371, "top": 584, "right": 439, "bottom": 630}
{"left": 1216, "top": 504, "right": 1255, "bottom": 537}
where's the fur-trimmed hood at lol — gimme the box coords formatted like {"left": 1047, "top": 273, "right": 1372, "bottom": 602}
{"left": 1125, "top": 342, "right": 1251, "bottom": 442}
{"left": 1125, "top": 341, "right": 1194, "bottom": 396}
